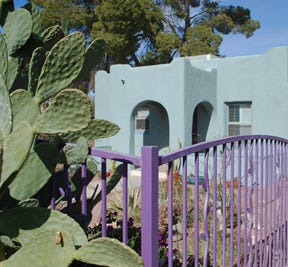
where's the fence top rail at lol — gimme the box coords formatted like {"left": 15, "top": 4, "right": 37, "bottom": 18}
{"left": 159, "top": 134, "right": 288, "bottom": 165}
{"left": 89, "top": 147, "right": 141, "bottom": 166}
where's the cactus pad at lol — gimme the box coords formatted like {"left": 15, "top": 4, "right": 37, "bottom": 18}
{"left": 61, "top": 119, "right": 120, "bottom": 143}
{"left": 6, "top": 57, "right": 19, "bottom": 92}
{"left": 0, "top": 207, "right": 87, "bottom": 247}
{"left": 0, "top": 121, "right": 33, "bottom": 184}
{"left": 0, "top": 35, "right": 7, "bottom": 80}
{"left": 78, "top": 38, "right": 105, "bottom": 81}
{"left": 41, "top": 25, "right": 64, "bottom": 49}
{"left": 3, "top": 8, "right": 32, "bottom": 55}
{"left": 23, "top": 3, "right": 42, "bottom": 38}
{"left": 34, "top": 89, "right": 92, "bottom": 134}
{"left": 63, "top": 136, "right": 88, "bottom": 165}
{"left": 28, "top": 47, "right": 45, "bottom": 95}
{"left": 9, "top": 143, "right": 59, "bottom": 201}
{"left": 10, "top": 89, "right": 40, "bottom": 127}
{"left": 0, "top": 75, "right": 12, "bottom": 136}
{"left": 73, "top": 238, "right": 144, "bottom": 266}
{"left": 35, "top": 32, "right": 85, "bottom": 102}
{"left": 2, "top": 229, "right": 75, "bottom": 267}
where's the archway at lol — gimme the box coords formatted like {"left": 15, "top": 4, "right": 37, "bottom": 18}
{"left": 131, "top": 101, "right": 169, "bottom": 156}
{"left": 192, "top": 102, "right": 213, "bottom": 144}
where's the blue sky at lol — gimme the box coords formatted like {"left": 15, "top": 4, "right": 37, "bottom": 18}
{"left": 14, "top": 0, "right": 288, "bottom": 57}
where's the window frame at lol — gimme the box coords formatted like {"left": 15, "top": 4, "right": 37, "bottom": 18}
{"left": 225, "top": 101, "right": 252, "bottom": 136}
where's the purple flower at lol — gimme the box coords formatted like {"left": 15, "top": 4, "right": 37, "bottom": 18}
{"left": 107, "top": 225, "right": 114, "bottom": 231}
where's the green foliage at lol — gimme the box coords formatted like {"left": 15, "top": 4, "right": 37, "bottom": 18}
{"left": 92, "top": 0, "right": 163, "bottom": 65}
{"left": 35, "top": 0, "right": 260, "bottom": 66}
{"left": 179, "top": 25, "right": 223, "bottom": 56}
{"left": 0, "top": 2, "right": 132, "bottom": 266}
{"left": 30, "top": 0, "right": 94, "bottom": 38}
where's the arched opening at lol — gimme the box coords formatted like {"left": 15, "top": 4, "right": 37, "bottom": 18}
{"left": 192, "top": 102, "right": 213, "bottom": 144}
{"left": 131, "top": 101, "right": 169, "bottom": 156}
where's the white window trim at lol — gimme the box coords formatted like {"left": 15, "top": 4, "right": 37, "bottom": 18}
{"left": 226, "top": 102, "right": 252, "bottom": 136}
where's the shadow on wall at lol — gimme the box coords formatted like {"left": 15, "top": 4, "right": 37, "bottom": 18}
{"left": 192, "top": 102, "right": 213, "bottom": 144}
{"left": 131, "top": 101, "right": 169, "bottom": 156}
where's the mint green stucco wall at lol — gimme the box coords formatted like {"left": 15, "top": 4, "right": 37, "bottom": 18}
{"left": 95, "top": 47, "right": 288, "bottom": 154}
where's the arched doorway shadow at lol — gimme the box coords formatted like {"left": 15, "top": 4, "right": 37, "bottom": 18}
{"left": 131, "top": 101, "right": 169, "bottom": 155}
{"left": 192, "top": 102, "right": 213, "bottom": 144}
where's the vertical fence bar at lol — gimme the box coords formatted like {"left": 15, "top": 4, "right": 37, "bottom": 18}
{"left": 64, "top": 165, "right": 72, "bottom": 213}
{"left": 237, "top": 141, "right": 242, "bottom": 267}
{"left": 203, "top": 149, "right": 210, "bottom": 267}
{"left": 168, "top": 160, "right": 173, "bottom": 267}
{"left": 194, "top": 152, "right": 199, "bottom": 267}
{"left": 248, "top": 142, "right": 254, "bottom": 266}
{"left": 283, "top": 144, "right": 288, "bottom": 266}
{"left": 254, "top": 140, "right": 259, "bottom": 266}
{"left": 260, "top": 140, "right": 264, "bottom": 267}
{"left": 229, "top": 143, "right": 235, "bottom": 267}
{"left": 212, "top": 146, "right": 217, "bottom": 267}
{"left": 222, "top": 144, "right": 227, "bottom": 267}
{"left": 268, "top": 140, "right": 273, "bottom": 266}
{"left": 101, "top": 158, "right": 107, "bottom": 237}
{"left": 273, "top": 141, "right": 277, "bottom": 266}
{"left": 182, "top": 156, "right": 188, "bottom": 267}
{"left": 243, "top": 141, "right": 248, "bottom": 266}
{"left": 50, "top": 174, "right": 56, "bottom": 210}
{"left": 141, "top": 146, "right": 159, "bottom": 267}
{"left": 264, "top": 140, "right": 268, "bottom": 266}
{"left": 81, "top": 162, "right": 87, "bottom": 230}
{"left": 122, "top": 163, "right": 128, "bottom": 245}
{"left": 280, "top": 143, "right": 284, "bottom": 266}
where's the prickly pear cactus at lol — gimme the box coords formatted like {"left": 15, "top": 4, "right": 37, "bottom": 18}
{"left": 3, "top": 8, "right": 32, "bottom": 55}
{"left": 0, "top": 2, "right": 131, "bottom": 266}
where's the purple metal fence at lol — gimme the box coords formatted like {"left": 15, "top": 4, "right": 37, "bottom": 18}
{"left": 55, "top": 135, "right": 288, "bottom": 267}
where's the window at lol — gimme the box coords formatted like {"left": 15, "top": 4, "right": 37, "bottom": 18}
{"left": 135, "top": 108, "right": 149, "bottom": 130}
{"left": 226, "top": 102, "right": 252, "bottom": 136}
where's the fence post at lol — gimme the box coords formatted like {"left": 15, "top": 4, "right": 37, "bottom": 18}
{"left": 141, "top": 146, "right": 159, "bottom": 267}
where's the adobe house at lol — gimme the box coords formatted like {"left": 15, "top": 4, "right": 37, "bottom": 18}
{"left": 94, "top": 47, "right": 288, "bottom": 156}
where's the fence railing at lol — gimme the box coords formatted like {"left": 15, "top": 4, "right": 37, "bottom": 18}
{"left": 54, "top": 135, "right": 288, "bottom": 267}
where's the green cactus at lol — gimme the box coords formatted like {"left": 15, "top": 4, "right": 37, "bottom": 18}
{"left": 0, "top": 2, "right": 134, "bottom": 266}
{"left": 34, "top": 89, "right": 92, "bottom": 134}
{"left": 73, "top": 238, "right": 144, "bottom": 267}
{"left": 61, "top": 119, "right": 120, "bottom": 143}
{"left": 23, "top": 3, "right": 42, "bottom": 39}
{"left": 0, "top": 207, "right": 87, "bottom": 247}
{"left": 35, "top": 32, "right": 86, "bottom": 102}
{"left": 10, "top": 89, "right": 40, "bottom": 127}
{"left": 6, "top": 57, "right": 19, "bottom": 92}
{"left": 9, "top": 143, "right": 59, "bottom": 201}
{"left": 62, "top": 136, "right": 89, "bottom": 166}
{"left": 41, "top": 25, "right": 65, "bottom": 52}
{"left": 0, "top": 35, "right": 7, "bottom": 80}
{"left": 0, "top": 75, "right": 12, "bottom": 137}
{"left": 0, "top": 121, "right": 33, "bottom": 186}
{"left": 27, "top": 47, "right": 45, "bottom": 95}
{"left": 3, "top": 8, "right": 32, "bottom": 55}
{"left": 0, "top": 208, "right": 144, "bottom": 267}
{"left": 77, "top": 38, "right": 105, "bottom": 81}
{"left": 2, "top": 229, "right": 76, "bottom": 267}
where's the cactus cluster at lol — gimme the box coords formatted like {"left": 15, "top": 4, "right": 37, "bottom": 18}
{"left": 0, "top": 2, "right": 143, "bottom": 266}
